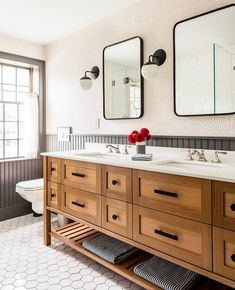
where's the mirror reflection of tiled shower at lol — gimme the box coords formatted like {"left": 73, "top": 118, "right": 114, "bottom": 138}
{"left": 213, "top": 43, "right": 235, "bottom": 114}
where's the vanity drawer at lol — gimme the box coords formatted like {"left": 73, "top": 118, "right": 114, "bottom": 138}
{"left": 102, "top": 197, "right": 132, "bottom": 238}
{"left": 213, "top": 181, "right": 235, "bottom": 231}
{"left": 47, "top": 181, "right": 60, "bottom": 209}
{"left": 47, "top": 157, "right": 61, "bottom": 183}
{"left": 62, "top": 160, "right": 101, "bottom": 194}
{"left": 133, "top": 170, "right": 211, "bottom": 223}
{"left": 61, "top": 185, "right": 101, "bottom": 226}
{"left": 213, "top": 227, "right": 235, "bottom": 281}
{"left": 102, "top": 165, "right": 132, "bottom": 202}
{"left": 133, "top": 205, "right": 212, "bottom": 270}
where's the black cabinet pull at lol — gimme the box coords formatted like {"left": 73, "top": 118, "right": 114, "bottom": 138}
{"left": 72, "top": 172, "right": 85, "bottom": 178}
{"left": 112, "top": 214, "right": 118, "bottom": 220}
{"left": 51, "top": 167, "right": 56, "bottom": 172}
{"left": 112, "top": 180, "right": 118, "bottom": 185}
{"left": 72, "top": 201, "right": 85, "bottom": 208}
{"left": 51, "top": 193, "right": 56, "bottom": 198}
{"left": 231, "top": 204, "right": 235, "bottom": 211}
{"left": 155, "top": 229, "right": 178, "bottom": 241}
{"left": 154, "top": 189, "right": 178, "bottom": 198}
{"left": 231, "top": 254, "right": 235, "bottom": 262}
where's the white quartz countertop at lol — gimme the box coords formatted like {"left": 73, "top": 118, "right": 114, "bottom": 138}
{"left": 41, "top": 143, "right": 235, "bottom": 183}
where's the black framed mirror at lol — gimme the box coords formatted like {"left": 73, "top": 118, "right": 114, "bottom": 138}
{"left": 174, "top": 4, "right": 235, "bottom": 116}
{"left": 103, "top": 36, "right": 144, "bottom": 120}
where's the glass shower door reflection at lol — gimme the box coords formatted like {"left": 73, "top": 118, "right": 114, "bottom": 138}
{"left": 214, "top": 43, "right": 235, "bottom": 114}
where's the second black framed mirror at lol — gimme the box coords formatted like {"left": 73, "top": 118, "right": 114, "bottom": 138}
{"left": 174, "top": 4, "right": 235, "bottom": 117}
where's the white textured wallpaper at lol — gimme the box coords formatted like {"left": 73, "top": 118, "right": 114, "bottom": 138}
{"left": 45, "top": 0, "right": 235, "bottom": 136}
{"left": 0, "top": 34, "right": 45, "bottom": 60}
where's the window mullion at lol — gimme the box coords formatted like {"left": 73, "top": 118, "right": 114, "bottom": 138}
{"left": 15, "top": 66, "right": 17, "bottom": 102}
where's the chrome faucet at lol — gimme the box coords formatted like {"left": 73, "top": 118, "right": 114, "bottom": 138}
{"left": 186, "top": 149, "right": 207, "bottom": 162}
{"left": 105, "top": 144, "right": 120, "bottom": 154}
{"left": 186, "top": 149, "right": 194, "bottom": 161}
{"left": 123, "top": 145, "right": 132, "bottom": 154}
{"left": 211, "top": 151, "right": 227, "bottom": 163}
{"left": 191, "top": 149, "right": 207, "bottom": 162}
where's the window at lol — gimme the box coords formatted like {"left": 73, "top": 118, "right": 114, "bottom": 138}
{"left": 0, "top": 65, "right": 30, "bottom": 158}
{"left": 0, "top": 54, "right": 45, "bottom": 160}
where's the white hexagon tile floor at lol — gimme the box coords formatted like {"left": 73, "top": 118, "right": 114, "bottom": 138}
{"left": 0, "top": 214, "right": 144, "bottom": 290}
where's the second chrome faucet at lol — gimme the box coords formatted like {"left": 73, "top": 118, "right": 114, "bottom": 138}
{"left": 186, "top": 149, "right": 227, "bottom": 163}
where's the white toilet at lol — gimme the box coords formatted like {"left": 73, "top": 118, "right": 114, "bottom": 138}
{"left": 16, "top": 178, "right": 44, "bottom": 215}
{"left": 16, "top": 178, "right": 69, "bottom": 225}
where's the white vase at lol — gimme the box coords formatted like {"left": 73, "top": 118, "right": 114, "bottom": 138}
{"left": 136, "top": 141, "right": 146, "bottom": 154}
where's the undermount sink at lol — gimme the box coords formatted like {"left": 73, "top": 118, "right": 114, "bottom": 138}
{"left": 70, "top": 152, "right": 228, "bottom": 168}
{"left": 73, "top": 152, "right": 122, "bottom": 159}
{"left": 155, "top": 160, "right": 226, "bottom": 169}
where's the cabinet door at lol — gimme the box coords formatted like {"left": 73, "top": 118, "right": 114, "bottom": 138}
{"left": 102, "top": 197, "right": 132, "bottom": 238}
{"left": 133, "top": 170, "right": 211, "bottom": 223}
{"left": 47, "top": 157, "right": 61, "bottom": 183}
{"left": 213, "top": 227, "right": 235, "bottom": 281}
{"left": 213, "top": 181, "right": 235, "bottom": 231}
{"left": 102, "top": 165, "right": 132, "bottom": 202}
{"left": 133, "top": 205, "right": 212, "bottom": 270}
{"left": 47, "top": 181, "right": 60, "bottom": 210}
{"left": 62, "top": 160, "right": 101, "bottom": 194}
{"left": 61, "top": 185, "right": 101, "bottom": 226}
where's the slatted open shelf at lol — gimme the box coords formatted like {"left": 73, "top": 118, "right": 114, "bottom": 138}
{"left": 50, "top": 222, "right": 234, "bottom": 290}
{"left": 50, "top": 221, "right": 157, "bottom": 290}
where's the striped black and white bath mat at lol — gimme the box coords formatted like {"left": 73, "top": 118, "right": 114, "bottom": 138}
{"left": 134, "top": 256, "right": 200, "bottom": 290}
{"left": 82, "top": 234, "right": 138, "bottom": 264}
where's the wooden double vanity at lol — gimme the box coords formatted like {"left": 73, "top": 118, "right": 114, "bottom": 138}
{"left": 43, "top": 155, "right": 235, "bottom": 289}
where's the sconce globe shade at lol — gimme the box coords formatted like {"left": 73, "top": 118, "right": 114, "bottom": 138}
{"left": 141, "top": 62, "right": 159, "bottom": 80}
{"left": 80, "top": 76, "right": 92, "bottom": 90}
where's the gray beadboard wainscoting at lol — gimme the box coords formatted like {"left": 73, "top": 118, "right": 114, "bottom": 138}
{"left": 45, "top": 134, "right": 235, "bottom": 152}
{"left": 0, "top": 158, "right": 43, "bottom": 221}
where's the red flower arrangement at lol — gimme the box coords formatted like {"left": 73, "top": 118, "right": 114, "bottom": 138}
{"left": 128, "top": 128, "right": 151, "bottom": 144}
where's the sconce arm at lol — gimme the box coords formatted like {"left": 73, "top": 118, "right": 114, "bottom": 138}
{"left": 84, "top": 70, "right": 92, "bottom": 77}
{"left": 147, "top": 49, "right": 166, "bottom": 66}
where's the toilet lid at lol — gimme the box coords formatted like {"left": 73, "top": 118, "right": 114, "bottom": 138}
{"left": 16, "top": 178, "right": 44, "bottom": 191}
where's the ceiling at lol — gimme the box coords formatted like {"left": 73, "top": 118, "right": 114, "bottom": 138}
{"left": 0, "top": 0, "right": 141, "bottom": 45}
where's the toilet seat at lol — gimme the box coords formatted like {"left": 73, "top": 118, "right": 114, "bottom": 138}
{"left": 16, "top": 178, "right": 43, "bottom": 192}
{"left": 16, "top": 187, "right": 43, "bottom": 195}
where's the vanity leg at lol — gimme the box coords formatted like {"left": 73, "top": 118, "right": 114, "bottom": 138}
{"left": 44, "top": 209, "right": 51, "bottom": 246}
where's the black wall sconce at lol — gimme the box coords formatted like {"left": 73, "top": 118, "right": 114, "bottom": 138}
{"left": 141, "top": 49, "right": 166, "bottom": 80}
{"left": 80, "top": 66, "right": 99, "bottom": 90}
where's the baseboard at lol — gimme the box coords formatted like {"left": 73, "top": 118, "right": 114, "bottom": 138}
{"left": 0, "top": 202, "right": 33, "bottom": 222}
